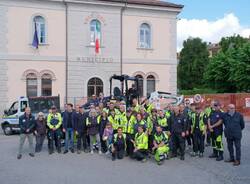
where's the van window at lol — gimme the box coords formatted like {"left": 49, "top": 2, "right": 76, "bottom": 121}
{"left": 8, "top": 102, "right": 18, "bottom": 115}
{"left": 20, "top": 101, "right": 28, "bottom": 112}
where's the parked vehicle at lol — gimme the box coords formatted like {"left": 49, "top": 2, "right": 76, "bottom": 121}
{"left": 1, "top": 96, "right": 60, "bottom": 135}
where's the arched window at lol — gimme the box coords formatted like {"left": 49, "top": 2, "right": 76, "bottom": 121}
{"left": 139, "top": 23, "right": 151, "bottom": 49}
{"left": 26, "top": 73, "right": 38, "bottom": 97}
{"left": 90, "top": 19, "right": 101, "bottom": 46}
{"left": 41, "top": 73, "right": 52, "bottom": 96}
{"left": 135, "top": 75, "right": 144, "bottom": 97}
{"left": 87, "top": 77, "right": 103, "bottom": 97}
{"left": 33, "top": 16, "right": 46, "bottom": 44}
{"left": 147, "top": 75, "right": 156, "bottom": 97}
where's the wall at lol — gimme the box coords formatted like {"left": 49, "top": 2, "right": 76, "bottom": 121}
{"left": 122, "top": 8, "right": 178, "bottom": 95}
{"left": 0, "top": 0, "right": 66, "bottom": 109}
{"left": 67, "top": 3, "right": 122, "bottom": 101}
{"left": 0, "top": 4, "right": 8, "bottom": 113}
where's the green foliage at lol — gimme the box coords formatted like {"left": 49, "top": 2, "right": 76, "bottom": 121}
{"left": 204, "top": 35, "right": 250, "bottom": 92}
{"left": 179, "top": 88, "right": 218, "bottom": 95}
{"left": 219, "top": 34, "right": 248, "bottom": 53}
{"left": 178, "top": 37, "right": 209, "bottom": 90}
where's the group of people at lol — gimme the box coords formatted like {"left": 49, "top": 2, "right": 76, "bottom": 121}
{"left": 17, "top": 94, "right": 245, "bottom": 166}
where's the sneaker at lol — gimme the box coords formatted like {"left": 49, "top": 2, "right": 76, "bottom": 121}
{"left": 77, "top": 150, "right": 81, "bottom": 154}
{"left": 199, "top": 152, "right": 204, "bottom": 158}
{"left": 209, "top": 153, "right": 218, "bottom": 158}
{"left": 90, "top": 150, "right": 94, "bottom": 155}
{"left": 225, "top": 158, "right": 235, "bottom": 163}
{"left": 157, "top": 161, "right": 163, "bottom": 165}
{"left": 63, "top": 150, "right": 68, "bottom": 154}
{"left": 70, "top": 149, "right": 74, "bottom": 153}
{"left": 164, "top": 154, "right": 169, "bottom": 160}
{"left": 49, "top": 150, "right": 53, "bottom": 155}
{"left": 216, "top": 156, "right": 224, "bottom": 161}
{"left": 29, "top": 153, "right": 35, "bottom": 157}
{"left": 141, "top": 158, "right": 147, "bottom": 163}
{"left": 180, "top": 156, "right": 185, "bottom": 160}
{"left": 105, "top": 151, "right": 109, "bottom": 155}
{"left": 99, "top": 151, "right": 102, "bottom": 155}
{"left": 190, "top": 152, "right": 197, "bottom": 157}
{"left": 170, "top": 153, "right": 177, "bottom": 158}
{"left": 205, "top": 143, "right": 211, "bottom": 147}
{"left": 233, "top": 160, "right": 240, "bottom": 166}
{"left": 17, "top": 154, "right": 22, "bottom": 159}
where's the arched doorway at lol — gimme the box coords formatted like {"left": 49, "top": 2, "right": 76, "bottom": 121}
{"left": 87, "top": 77, "right": 103, "bottom": 98}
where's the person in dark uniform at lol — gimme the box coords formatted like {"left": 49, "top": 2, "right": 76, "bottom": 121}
{"left": 128, "top": 84, "right": 138, "bottom": 106}
{"left": 223, "top": 104, "right": 245, "bottom": 166}
{"left": 169, "top": 106, "right": 187, "bottom": 160}
{"left": 208, "top": 101, "right": 224, "bottom": 161}
{"left": 75, "top": 106, "right": 88, "bottom": 154}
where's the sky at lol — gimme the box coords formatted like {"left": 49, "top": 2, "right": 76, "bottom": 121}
{"left": 167, "top": 0, "right": 250, "bottom": 51}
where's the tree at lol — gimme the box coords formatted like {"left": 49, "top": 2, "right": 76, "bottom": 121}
{"left": 178, "top": 37, "right": 209, "bottom": 90}
{"left": 204, "top": 35, "right": 250, "bottom": 92}
{"left": 204, "top": 52, "right": 237, "bottom": 92}
{"left": 219, "top": 34, "right": 248, "bottom": 53}
{"left": 229, "top": 42, "right": 250, "bottom": 91}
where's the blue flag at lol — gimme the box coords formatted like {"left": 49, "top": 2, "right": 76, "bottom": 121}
{"left": 32, "top": 22, "right": 39, "bottom": 49}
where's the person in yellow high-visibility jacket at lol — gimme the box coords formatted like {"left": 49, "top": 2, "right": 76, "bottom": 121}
{"left": 152, "top": 125, "right": 170, "bottom": 165}
{"left": 131, "top": 125, "right": 148, "bottom": 162}
{"left": 190, "top": 105, "right": 207, "bottom": 157}
{"left": 108, "top": 110, "right": 118, "bottom": 133}
{"left": 124, "top": 108, "right": 136, "bottom": 157}
{"left": 47, "top": 106, "right": 62, "bottom": 154}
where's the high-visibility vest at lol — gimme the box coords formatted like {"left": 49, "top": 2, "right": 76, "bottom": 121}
{"left": 191, "top": 112, "right": 205, "bottom": 134}
{"left": 108, "top": 115, "right": 118, "bottom": 130}
{"left": 86, "top": 117, "right": 99, "bottom": 126}
{"left": 116, "top": 112, "right": 127, "bottom": 132}
{"left": 154, "top": 132, "right": 169, "bottom": 145}
{"left": 135, "top": 132, "right": 148, "bottom": 150}
{"left": 204, "top": 107, "right": 212, "bottom": 117}
{"left": 125, "top": 115, "right": 136, "bottom": 134}
{"left": 146, "top": 116, "right": 154, "bottom": 133}
{"left": 133, "top": 104, "right": 141, "bottom": 113}
{"left": 157, "top": 116, "right": 168, "bottom": 128}
{"left": 47, "top": 113, "right": 62, "bottom": 130}
{"left": 165, "top": 111, "right": 171, "bottom": 118}
{"left": 113, "top": 133, "right": 126, "bottom": 143}
{"left": 145, "top": 103, "right": 153, "bottom": 115}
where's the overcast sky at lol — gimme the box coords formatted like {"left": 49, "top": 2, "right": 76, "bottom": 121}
{"left": 168, "top": 0, "right": 250, "bottom": 51}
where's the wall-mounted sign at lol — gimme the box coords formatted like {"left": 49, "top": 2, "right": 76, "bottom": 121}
{"left": 245, "top": 98, "right": 250, "bottom": 108}
{"left": 76, "top": 57, "right": 113, "bottom": 63}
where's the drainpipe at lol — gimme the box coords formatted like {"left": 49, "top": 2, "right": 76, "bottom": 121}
{"left": 120, "top": 0, "right": 127, "bottom": 90}
{"left": 64, "top": 0, "right": 68, "bottom": 104}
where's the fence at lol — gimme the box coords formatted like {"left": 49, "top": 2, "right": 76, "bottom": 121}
{"left": 185, "top": 93, "right": 250, "bottom": 121}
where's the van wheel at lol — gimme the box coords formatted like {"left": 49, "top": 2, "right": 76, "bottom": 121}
{"left": 3, "top": 124, "right": 13, "bottom": 135}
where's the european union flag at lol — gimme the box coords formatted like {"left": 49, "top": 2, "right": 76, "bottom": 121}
{"left": 32, "top": 22, "right": 39, "bottom": 49}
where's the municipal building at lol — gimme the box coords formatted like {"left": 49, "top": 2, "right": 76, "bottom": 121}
{"left": 0, "top": 0, "right": 183, "bottom": 111}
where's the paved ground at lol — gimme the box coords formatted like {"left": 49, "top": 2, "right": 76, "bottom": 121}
{"left": 0, "top": 124, "right": 250, "bottom": 184}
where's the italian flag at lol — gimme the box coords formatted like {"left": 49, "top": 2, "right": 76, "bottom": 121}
{"left": 95, "top": 21, "right": 101, "bottom": 54}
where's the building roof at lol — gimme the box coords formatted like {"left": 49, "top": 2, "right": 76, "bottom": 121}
{"left": 80, "top": 0, "right": 184, "bottom": 9}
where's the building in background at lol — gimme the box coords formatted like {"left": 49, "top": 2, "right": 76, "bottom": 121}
{"left": 0, "top": 0, "right": 182, "bottom": 111}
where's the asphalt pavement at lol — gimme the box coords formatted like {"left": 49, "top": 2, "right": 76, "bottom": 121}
{"left": 0, "top": 124, "right": 250, "bottom": 184}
